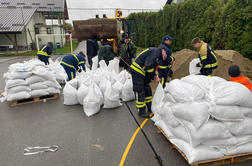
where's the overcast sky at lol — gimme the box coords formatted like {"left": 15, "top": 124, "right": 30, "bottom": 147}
{"left": 64, "top": 0, "right": 167, "bottom": 24}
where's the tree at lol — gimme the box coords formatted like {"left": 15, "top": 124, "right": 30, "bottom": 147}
{"left": 65, "top": 23, "right": 72, "bottom": 30}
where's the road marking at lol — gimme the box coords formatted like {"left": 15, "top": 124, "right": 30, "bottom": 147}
{"left": 119, "top": 113, "right": 153, "bottom": 166}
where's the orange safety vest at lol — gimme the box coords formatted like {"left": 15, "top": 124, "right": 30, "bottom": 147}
{"left": 231, "top": 75, "right": 252, "bottom": 91}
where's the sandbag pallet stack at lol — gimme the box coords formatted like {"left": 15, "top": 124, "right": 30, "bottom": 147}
{"left": 151, "top": 75, "right": 252, "bottom": 165}
{"left": 1, "top": 59, "right": 62, "bottom": 106}
{"left": 63, "top": 58, "right": 135, "bottom": 117}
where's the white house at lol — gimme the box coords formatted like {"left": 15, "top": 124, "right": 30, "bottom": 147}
{"left": 0, "top": 0, "right": 69, "bottom": 52}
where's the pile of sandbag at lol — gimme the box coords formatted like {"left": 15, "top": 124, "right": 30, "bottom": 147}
{"left": 1, "top": 59, "right": 62, "bottom": 102}
{"left": 63, "top": 58, "right": 135, "bottom": 117}
{"left": 152, "top": 75, "right": 252, "bottom": 164}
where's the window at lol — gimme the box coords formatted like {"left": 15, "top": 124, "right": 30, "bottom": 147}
{"left": 47, "top": 28, "right": 51, "bottom": 34}
{"left": 35, "top": 28, "right": 39, "bottom": 34}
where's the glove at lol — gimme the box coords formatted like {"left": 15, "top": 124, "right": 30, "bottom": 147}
{"left": 77, "top": 68, "right": 82, "bottom": 73}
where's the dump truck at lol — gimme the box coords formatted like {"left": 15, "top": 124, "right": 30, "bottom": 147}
{"left": 72, "top": 9, "right": 139, "bottom": 55}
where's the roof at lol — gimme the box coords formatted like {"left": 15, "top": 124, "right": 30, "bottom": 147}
{"left": 0, "top": 7, "right": 37, "bottom": 33}
{"left": 0, "top": 0, "right": 69, "bottom": 34}
{"left": 0, "top": 0, "right": 65, "bottom": 12}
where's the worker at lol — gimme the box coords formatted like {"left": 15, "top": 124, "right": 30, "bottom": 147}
{"left": 37, "top": 42, "right": 53, "bottom": 65}
{"left": 129, "top": 47, "right": 168, "bottom": 118}
{"left": 87, "top": 35, "right": 99, "bottom": 69}
{"left": 119, "top": 36, "right": 137, "bottom": 71}
{"left": 191, "top": 37, "right": 218, "bottom": 76}
{"left": 60, "top": 51, "right": 86, "bottom": 81}
{"left": 98, "top": 37, "right": 116, "bottom": 66}
{"left": 158, "top": 35, "right": 175, "bottom": 87}
{"left": 228, "top": 65, "right": 252, "bottom": 91}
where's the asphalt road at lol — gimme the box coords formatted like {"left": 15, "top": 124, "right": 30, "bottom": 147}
{"left": 0, "top": 53, "right": 251, "bottom": 166}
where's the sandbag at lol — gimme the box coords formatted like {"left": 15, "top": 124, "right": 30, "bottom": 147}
{"left": 5, "top": 79, "right": 26, "bottom": 89}
{"left": 83, "top": 84, "right": 101, "bottom": 116}
{"left": 151, "top": 83, "right": 165, "bottom": 115}
{"left": 25, "top": 75, "right": 46, "bottom": 84}
{"left": 158, "top": 102, "right": 180, "bottom": 128}
{"left": 7, "top": 85, "right": 31, "bottom": 94}
{"left": 42, "top": 80, "right": 61, "bottom": 89}
{"left": 223, "top": 117, "right": 252, "bottom": 136}
{"left": 217, "top": 141, "right": 252, "bottom": 156}
{"left": 91, "top": 56, "right": 98, "bottom": 71}
{"left": 3, "top": 71, "right": 32, "bottom": 79}
{"left": 121, "top": 78, "right": 135, "bottom": 101}
{"left": 46, "top": 87, "right": 60, "bottom": 94}
{"left": 189, "top": 58, "right": 201, "bottom": 75}
{"left": 30, "top": 89, "right": 49, "bottom": 97}
{"left": 241, "top": 107, "right": 252, "bottom": 118}
{"left": 63, "top": 81, "right": 78, "bottom": 105}
{"left": 77, "top": 84, "right": 89, "bottom": 105}
{"left": 103, "top": 82, "right": 122, "bottom": 108}
{"left": 29, "top": 82, "right": 48, "bottom": 90}
{"left": 7, "top": 91, "right": 31, "bottom": 101}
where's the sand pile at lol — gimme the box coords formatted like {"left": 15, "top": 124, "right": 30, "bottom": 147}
{"left": 172, "top": 49, "right": 252, "bottom": 81}
{"left": 150, "top": 49, "right": 252, "bottom": 93}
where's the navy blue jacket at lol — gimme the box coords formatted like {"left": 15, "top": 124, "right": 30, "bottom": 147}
{"left": 61, "top": 53, "right": 86, "bottom": 71}
{"left": 37, "top": 43, "right": 53, "bottom": 57}
{"left": 158, "top": 42, "right": 175, "bottom": 69}
{"left": 129, "top": 48, "right": 161, "bottom": 79}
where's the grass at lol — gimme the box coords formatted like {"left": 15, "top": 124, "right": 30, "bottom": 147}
{"left": 0, "top": 40, "right": 79, "bottom": 57}
{"left": 136, "top": 46, "right": 146, "bottom": 53}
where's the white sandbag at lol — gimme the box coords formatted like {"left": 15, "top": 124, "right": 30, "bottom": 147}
{"left": 91, "top": 56, "right": 98, "bottom": 70}
{"left": 108, "top": 58, "right": 120, "bottom": 74}
{"left": 171, "top": 138, "right": 224, "bottom": 164}
{"left": 112, "top": 81, "right": 123, "bottom": 96}
{"left": 154, "top": 119, "right": 174, "bottom": 139}
{"left": 171, "top": 102, "right": 210, "bottom": 130}
{"left": 99, "top": 77, "right": 108, "bottom": 94}
{"left": 121, "top": 78, "right": 135, "bottom": 101}
{"left": 30, "top": 89, "right": 49, "bottom": 97}
{"left": 217, "top": 141, "right": 252, "bottom": 156}
{"left": 83, "top": 84, "right": 101, "bottom": 117}
{"left": 46, "top": 87, "right": 60, "bottom": 94}
{"left": 8, "top": 62, "right": 33, "bottom": 72}
{"left": 98, "top": 60, "right": 107, "bottom": 69}
{"left": 189, "top": 58, "right": 201, "bottom": 75}
{"left": 223, "top": 117, "right": 252, "bottom": 136}
{"left": 179, "top": 119, "right": 232, "bottom": 148}
{"left": 169, "top": 123, "right": 190, "bottom": 143}
{"left": 208, "top": 104, "right": 244, "bottom": 122}
{"left": 25, "top": 75, "right": 46, "bottom": 84}
{"left": 158, "top": 102, "right": 180, "bottom": 127}
{"left": 241, "top": 107, "right": 252, "bottom": 118}
{"left": 63, "top": 81, "right": 78, "bottom": 105}
{"left": 113, "top": 70, "right": 127, "bottom": 85}
{"left": 42, "top": 80, "right": 61, "bottom": 89}
{"left": 32, "top": 67, "right": 57, "bottom": 82}
{"left": 163, "top": 92, "right": 177, "bottom": 103}
{"left": 103, "top": 82, "right": 122, "bottom": 108}
{"left": 5, "top": 79, "right": 26, "bottom": 89}
{"left": 7, "top": 85, "right": 31, "bottom": 93}
{"left": 67, "top": 79, "right": 79, "bottom": 90}
{"left": 151, "top": 83, "right": 165, "bottom": 115}
{"left": 165, "top": 79, "right": 204, "bottom": 103}
{"left": 3, "top": 71, "right": 32, "bottom": 79}
{"left": 7, "top": 91, "right": 31, "bottom": 101}
{"left": 181, "top": 75, "right": 226, "bottom": 94}
{"left": 29, "top": 82, "right": 48, "bottom": 90}
{"left": 77, "top": 84, "right": 89, "bottom": 105}
{"left": 91, "top": 70, "right": 101, "bottom": 85}
{"left": 203, "top": 135, "right": 252, "bottom": 147}
{"left": 92, "top": 83, "right": 104, "bottom": 106}
{"left": 205, "top": 81, "right": 252, "bottom": 107}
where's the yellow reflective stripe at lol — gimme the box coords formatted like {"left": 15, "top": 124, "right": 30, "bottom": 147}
{"left": 61, "top": 61, "right": 75, "bottom": 69}
{"left": 159, "top": 66, "right": 168, "bottom": 69}
{"left": 72, "top": 54, "right": 79, "bottom": 64}
{"left": 145, "top": 96, "right": 153, "bottom": 103}
{"left": 131, "top": 65, "right": 145, "bottom": 76}
{"left": 135, "top": 48, "right": 149, "bottom": 60}
{"left": 78, "top": 61, "right": 84, "bottom": 65}
{"left": 136, "top": 101, "right": 145, "bottom": 104}
{"left": 201, "top": 55, "right": 207, "bottom": 60}
{"left": 171, "top": 57, "right": 175, "bottom": 61}
{"left": 133, "top": 62, "right": 145, "bottom": 74}
{"left": 207, "top": 75, "right": 211, "bottom": 77}
{"left": 37, "top": 45, "right": 49, "bottom": 56}
{"left": 147, "top": 68, "right": 154, "bottom": 73}
{"left": 161, "top": 77, "right": 164, "bottom": 86}
{"left": 136, "top": 101, "right": 146, "bottom": 108}
{"left": 71, "top": 72, "right": 74, "bottom": 80}
{"left": 204, "top": 62, "right": 218, "bottom": 68}
{"left": 145, "top": 98, "right": 153, "bottom": 103}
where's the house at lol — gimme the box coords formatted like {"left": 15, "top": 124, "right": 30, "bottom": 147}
{"left": 166, "top": 0, "right": 188, "bottom": 5}
{"left": 0, "top": 0, "right": 69, "bottom": 52}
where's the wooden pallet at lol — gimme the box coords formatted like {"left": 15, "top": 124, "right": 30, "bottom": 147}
{"left": 157, "top": 126, "right": 252, "bottom": 166}
{"left": 10, "top": 93, "right": 59, "bottom": 106}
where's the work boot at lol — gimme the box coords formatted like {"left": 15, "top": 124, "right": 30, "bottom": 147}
{"left": 138, "top": 110, "right": 149, "bottom": 118}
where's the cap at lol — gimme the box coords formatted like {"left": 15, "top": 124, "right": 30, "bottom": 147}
{"left": 163, "top": 35, "right": 173, "bottom": 41}
{"left": 228, "top": 65, "right": 241, "bottom": 77}
{"left": 123, "top": 36, "right": 129, "bottom": 40}
{"left": 164, "top": 48, "right": 172, "bottom": 57}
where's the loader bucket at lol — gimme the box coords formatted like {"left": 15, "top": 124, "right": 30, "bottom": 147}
{"left": 72, "top": 19, "right": 121, "bottom": 42}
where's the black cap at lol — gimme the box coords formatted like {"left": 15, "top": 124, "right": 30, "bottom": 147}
{"left": 228, "top": 65, "right": 241, "bottom": 77}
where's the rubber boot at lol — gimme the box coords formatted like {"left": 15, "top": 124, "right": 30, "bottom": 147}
{"left": 146, "top": 103, "right": 152, "bottom": 113}
{"left": 138, "top": 109, "right": 149, "bottom": 118}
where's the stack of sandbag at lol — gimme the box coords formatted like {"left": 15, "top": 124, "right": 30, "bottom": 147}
{"left": 1, "top": 59, "right": 61, "bottom": 102}
{"left": 63, "top": 58, "right": 135, "bottom": 117}
{"left": 152, "top": 75, "right": 252, "bottom": 164}
{"left": 48, "top": 58, "right": 68, "bottom": 84}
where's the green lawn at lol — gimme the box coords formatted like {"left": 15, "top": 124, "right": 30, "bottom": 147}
{"left": 0, "top": 41, "right": 79, "bottom": 57}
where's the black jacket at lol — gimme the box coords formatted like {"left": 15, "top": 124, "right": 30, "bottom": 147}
{"left": 157, "top": 42, "right": 174, "bottom": 69}
{"left": 87, "top": 39, "right": 99, "bottom": 58}
{"left": 129, "top": 48, "right": 161, "bottom": 79}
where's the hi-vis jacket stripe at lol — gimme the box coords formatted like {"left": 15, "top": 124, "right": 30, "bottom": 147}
{"left": 198, "top": 51, "right": 218, "bottom": 68}
{"left": 61, "top": 54, "right": 84, "bottom": 69}
{"left": 159, "top": 57, "right": 175, "bottom": 69}
{"left": 37, "top": 45, "right": 49, "bottom": 56}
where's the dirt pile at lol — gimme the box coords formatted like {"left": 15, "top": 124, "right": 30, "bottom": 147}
{"left": 150, "top": 49, "right": 252, "bottom": 93}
